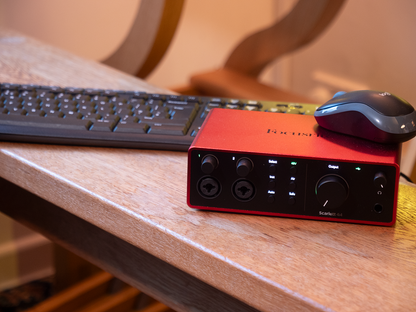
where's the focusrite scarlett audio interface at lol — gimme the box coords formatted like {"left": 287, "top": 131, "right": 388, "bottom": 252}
{"left": 187, "top": 108, "right": 401, "bottom": 226}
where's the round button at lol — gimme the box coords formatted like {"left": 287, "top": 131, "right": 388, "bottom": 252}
{"left": 201, "top": 155, "right": 218, "bottom": 174}
{"left": 374, "top": 172, "right": 387, "bottom": 190}
{"left": 315, "top": 175, "right": 349, "bottom": 209}
{"left": 268, "top": 180, "right": 276, "bottom": 189}
{"left": 269, "top": 164, "right": 276, "bottom": 173}
{"left": 236, "top": 158, "right": 253, "bottom": 177}
{"left": 268, "top": 195, "right": 275, "bottom": 203}
{"left": 288, "top": 182, "right": 296, "bottom": 191}
{"left": 288, "top": 197, "right": 296, "bottom": 205}
{"left": 289, "top": 166, "right": 297, "bottom": 175}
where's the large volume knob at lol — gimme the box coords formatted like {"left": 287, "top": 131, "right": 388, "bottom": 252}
{"left": 315, "top": 175, "right": 349, "bottom": 209}
{"left": 236, "top": 158, "right": 253, "bottom": 177}
{"left": 374, "top": 172, "right": 387, "bottom": 189}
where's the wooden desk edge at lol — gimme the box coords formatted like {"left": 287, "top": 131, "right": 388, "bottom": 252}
{"left": 0, "top": 147, "right": 330, "bottom": 312}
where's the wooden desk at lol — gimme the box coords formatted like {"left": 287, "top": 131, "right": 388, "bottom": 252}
{"left": 1, "top": 28, "right": 416, "bottom": 312}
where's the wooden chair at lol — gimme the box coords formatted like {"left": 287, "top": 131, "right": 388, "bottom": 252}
{"left": 102, "top": 0, "right": 346, "bottom": 103}
{"left": 102, "top": 0, "right": 185, "bottom": 79}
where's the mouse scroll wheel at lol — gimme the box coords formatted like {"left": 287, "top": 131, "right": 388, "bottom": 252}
{"left": 333, "top": 91, "right": 347, "bottom": 98}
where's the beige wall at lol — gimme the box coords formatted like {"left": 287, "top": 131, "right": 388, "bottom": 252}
{"left": 0, "top": 0, "right": 139, "bottom": 60}
{"left": 0, "top": 0, "right": 283, "bottom": 89}
{"left": 289, "top": 0, "right": 416, "bottom": 106}
{"left": 1, "top": 0, "right": 415, "bottom": 107}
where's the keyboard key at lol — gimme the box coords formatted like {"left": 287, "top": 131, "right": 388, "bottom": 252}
{"left": 4, "top": 99, "right": 23, "bottom": 109}
{"left": 42, "top": 98, "right": 60, "bottom": 107}
{"left": 149, "top": 94, "right": 166, "bottom": 101}
{"left": 75, "top": 94, "right": 91, "bottom": 102}
{"left": 225, "top": 104, "right": 240, "bottom": 109}
{"left": 150, "top": 118, "right": 187, "bottom": 127}
{"left": 24, "top": 100, "right": 42, "bottom": 110}
{"left": 9, "top": 108, "right": 27, "bottom": 115}
{"left": 19, "top": 85, "right": 36, "bottom": 92}
{"left": 47, "top": 86, "right": 65, "bottom": 93}
{"left": 129, "top": 98, "right": 145, "bottom": 107}
{"left": 131, "top": 92, "right": 148, "bottom": 99}
{"left": 116, "top": 108, "right": 134, "bottom": 119}
{"left": 243, "top": 105, "right": 259, "bottom": 111}
{"left": 64, "top": 87, "right": 82, "bottom": 94}
{"left": 97, "top": 106, "right": 115, "bottom": 117}
{"left": 2, "top": 90, "right": 19, "bottom": 97}
{"left": 167, "top": 100, "right": 188, "bottom": 106}
{"left": 1, "top": 83, "right": 19, "bottom": 91}
{"left": 60, "top": 105, "right": 78, "bottom": 114}
{"left": 167, "top": 95, "right": 183, "bottom": 101}
{"left": 115, "top": 122, "right": 149, "bottom": 134}
{"left": 90, "top": 116, "right": 120, "bottom": 132}
{"left": 4, "top": 95, "right": 23, "bottom": 102}
{"left": 79, "top": 105, "right": 97, "bottom": 115}
{"left": 244, "top": 101, "right": 261, "bottom": 111}
{"left": 171, "top": 106, "right": 197, "bottom": 120}
{"left": 147, "top": 99, "right": 163, "bottom": 107}
{"left": 84, "top": 113, "right": 102, "bottom": 121}
{"left": 65, "top": 111, "right": 83, "bottom": 119}
{"left": 186, "top": 96, "right": 200, "bottom": 103}
{"left": 93, "top": 95, "right": 109, "bottom": 103}
{"left": 113, "top": 98, "right": 129, "bottom": 107}
{"left": 38, "top": 92, "right": 56, "bottom": 99}
{"left": 84, "top": 89, "right": 102, "bottom": 96}
{"left": 26, "top": 109, "right": 46, "bottom": 117}
{"left": 149, "top": 124, "right": 186, "bottom": 136}
{"left": 0, "top": 114, "right": 92, "bottom": 130}
{"left": 60, "top": 98, "right": 77, "bottom": 106}
{"left": 58, "top": 94, "right": 73, "bottom": 100}
{"left": 102, "top": 90, "right": 119, "bottom": 97}
{"left": 209, "top": 98, "right": 223, "bottom": 104}
{"left": 21, "top": 91, "right": 37, "bottom": 98}
{"left": 45, "top": 110, "right": 65, "bottom": 118}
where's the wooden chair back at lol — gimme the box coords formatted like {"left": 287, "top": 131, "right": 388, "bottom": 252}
{"left": 103, "top": 0, "right": 346, "bottom": 102}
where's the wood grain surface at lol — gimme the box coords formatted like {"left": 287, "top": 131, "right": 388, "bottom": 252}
{"left": 0, "top": 177, "right": 260, "bottom": 312}
{"left": 1, "top": 28, "right": 416, "bottom": 312}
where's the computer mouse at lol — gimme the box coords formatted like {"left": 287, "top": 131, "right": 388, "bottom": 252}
{"left": 314, "top": 90, "right": 416, "bottom": 144}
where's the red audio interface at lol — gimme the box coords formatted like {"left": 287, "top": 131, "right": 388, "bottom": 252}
{"left": 187, "top": 109, "right": 401, "bottom": 226}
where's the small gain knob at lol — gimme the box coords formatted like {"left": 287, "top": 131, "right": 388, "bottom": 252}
{"left": 201, "top": 155, "right": 218, "bottom": 174}
{"left": 236, "top": 158, "right": 253, "bottom": 177}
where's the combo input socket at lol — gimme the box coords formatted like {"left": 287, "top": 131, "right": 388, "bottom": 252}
{"left": 233, "top": 179, "right": 255, "bottom": 201}
{"left": 198, "top": 177, "right": 221, "bottom": 199}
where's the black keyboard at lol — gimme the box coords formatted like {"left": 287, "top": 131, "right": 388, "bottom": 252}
{"left": 0, "top": 83, "right": 318, "bottom": 151}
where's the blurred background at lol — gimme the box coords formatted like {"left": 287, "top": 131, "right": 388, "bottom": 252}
{"left": 1, "top": 0, "right": 416, "bottom": 306}
{"left": 1, "top": 0, "right": 415, "bottom": 104}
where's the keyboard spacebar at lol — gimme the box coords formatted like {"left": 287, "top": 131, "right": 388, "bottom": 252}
{"left": 0, "top": 114, "right": 92, "bottom": 131}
